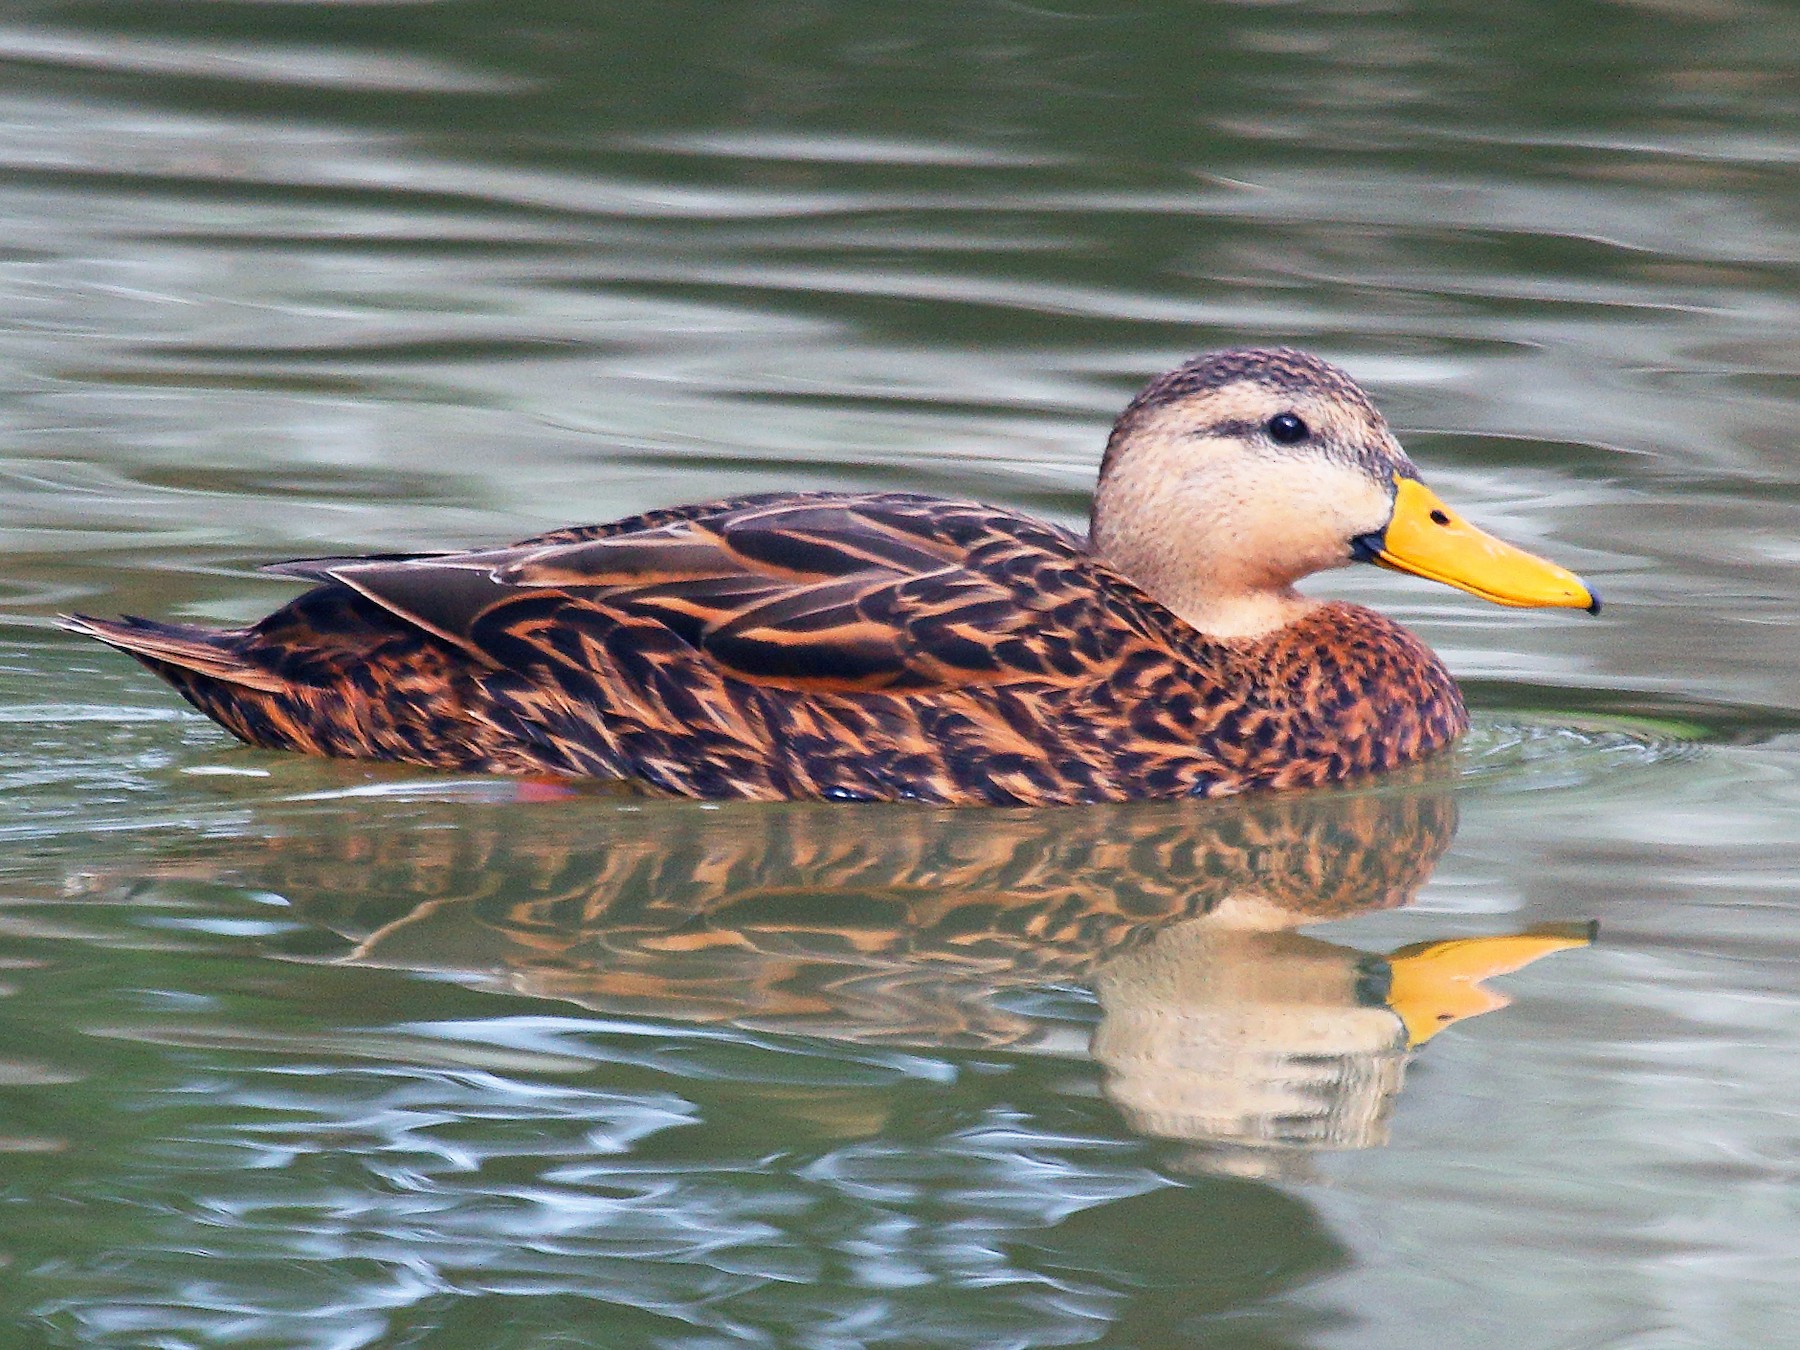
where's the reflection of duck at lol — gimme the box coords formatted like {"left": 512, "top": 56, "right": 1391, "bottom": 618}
{"left": 65, "top": 349, "right": 1596, "bottom": 804}
{"left": 113, "top": 779, "right": 1588, "bottom": 1160}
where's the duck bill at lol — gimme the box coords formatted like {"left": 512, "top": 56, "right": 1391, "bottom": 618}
{"left": 1357, "top": 477, "right": 1600, "bottom": 614}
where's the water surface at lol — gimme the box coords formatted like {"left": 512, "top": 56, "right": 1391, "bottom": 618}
{"left": 4, "top": 1, "right": 1800, "bottom": 1346}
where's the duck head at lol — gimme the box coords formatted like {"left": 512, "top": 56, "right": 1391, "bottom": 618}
{"left": 1089, "top": 347, "right": 1598, "bottom": 640}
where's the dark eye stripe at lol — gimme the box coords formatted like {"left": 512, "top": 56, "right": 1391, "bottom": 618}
{"left": 1192, "top": 418, "right": 1264, "bottom": 440}
{"left": 1186, "top": 416, "right": 1406, "bottom": 483}
{"left": 1192, "top": 416, "right": 1313, "bottom": 444}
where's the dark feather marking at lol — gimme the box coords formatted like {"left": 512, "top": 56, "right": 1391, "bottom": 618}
{"left": 327, "top": 559, "right": 517, "bottom": 654}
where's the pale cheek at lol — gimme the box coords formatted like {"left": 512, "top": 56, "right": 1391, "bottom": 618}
{"left": 1254, "top": 481, "right": 1362, "bottom": 577}
{"left": 1295, "top": 476, "right": 1390, "bottom": 561}
{"left": 1182, "top": 483, "right": 1255, "bottom": 542}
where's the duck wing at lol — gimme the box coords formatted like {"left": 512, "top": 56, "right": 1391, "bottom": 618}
{"left": 315, "top": 492, "right": 1134, "bottom": 695}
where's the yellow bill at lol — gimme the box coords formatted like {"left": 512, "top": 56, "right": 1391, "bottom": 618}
{"left": 1357, "top": 477, "right": 1600, "bottom": 614}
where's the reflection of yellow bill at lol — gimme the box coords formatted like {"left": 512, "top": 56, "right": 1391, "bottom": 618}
{"left": 1366, "top": 477, "right": 1599, "bottom": 613}
{"left": 1385, "top": 923, "right": 1596, "bottom": 1047}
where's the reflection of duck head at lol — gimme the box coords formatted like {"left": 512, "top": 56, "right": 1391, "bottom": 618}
{"left": 94, "top": 770, "right": 1588, "bottom": 1159}
{"left": 1090, "top": 918, "right": 1590, "bottom": 1166}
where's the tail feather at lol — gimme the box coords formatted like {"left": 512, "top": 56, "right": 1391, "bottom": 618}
{"left": 63, "top": 601, "right": 573, "bottom": 774}
{"left": 58, "top": 614, "right": 290, "bottom": 694}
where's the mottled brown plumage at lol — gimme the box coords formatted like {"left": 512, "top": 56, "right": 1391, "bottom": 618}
{"left": 63, "top": 347, "right": 1599, "bottom": 806}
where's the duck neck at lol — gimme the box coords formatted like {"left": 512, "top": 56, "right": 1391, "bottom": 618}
{"left": 1154, "top": 587, "right": 1323, "bottom": 644}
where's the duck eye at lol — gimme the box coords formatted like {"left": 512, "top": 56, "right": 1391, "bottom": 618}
{"left": 1265, "top": 412, "right": 1308, "bottom": 445}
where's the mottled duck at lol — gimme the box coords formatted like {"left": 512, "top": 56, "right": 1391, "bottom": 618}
{"left": 65, "top": 348, "right": 1597, "bottom": 805}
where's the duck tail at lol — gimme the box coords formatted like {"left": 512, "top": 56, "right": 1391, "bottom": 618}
{"left": 60, "top": 607, "right": 512, "bottom": 770}
{"left": 59, "top": 613, "right": 289, "bottom": 693}
{"left": 60, "top": 611, "right": 338, "bottom": 757}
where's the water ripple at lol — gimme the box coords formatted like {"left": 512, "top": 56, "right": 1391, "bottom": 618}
{"left": 0, "top": 25, "right": 523, "bottom": 94}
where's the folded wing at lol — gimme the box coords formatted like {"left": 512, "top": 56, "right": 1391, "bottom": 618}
{"left": 316, "top": 492, "right": 1129, "bottom": 694}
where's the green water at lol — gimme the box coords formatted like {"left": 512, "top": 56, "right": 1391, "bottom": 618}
{"left": 4, "top": 1, "right": 1800, "bottom": 1345}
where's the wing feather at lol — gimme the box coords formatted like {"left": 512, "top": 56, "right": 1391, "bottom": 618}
{"left": 308, "top": 493, "right": 1131, "bottom": 695}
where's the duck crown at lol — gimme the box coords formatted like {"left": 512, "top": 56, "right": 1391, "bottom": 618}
{"left": 1098, "top": 347, "right": 1414, "bottom": 486}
